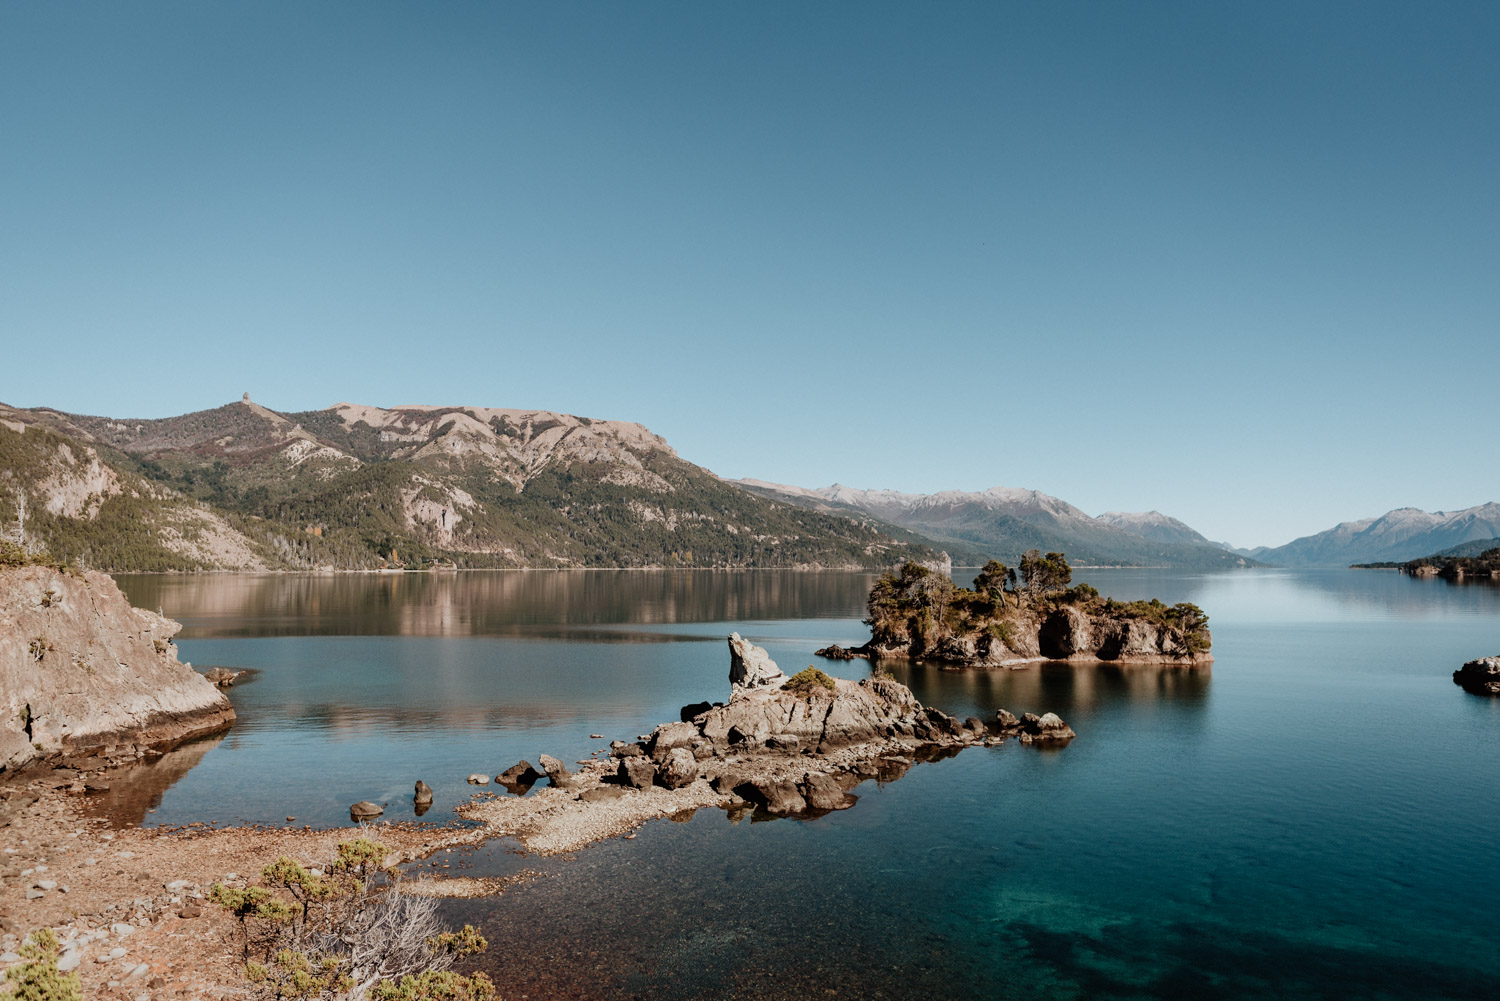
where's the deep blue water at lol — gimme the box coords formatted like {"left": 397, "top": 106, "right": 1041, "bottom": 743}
{"left": 116, "top": 569, "right": 1500, "bottom": 1000}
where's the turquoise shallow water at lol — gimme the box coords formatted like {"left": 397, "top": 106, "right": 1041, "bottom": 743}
{"left": 117, "top": 569, "right": 1500, "bottom": 1000}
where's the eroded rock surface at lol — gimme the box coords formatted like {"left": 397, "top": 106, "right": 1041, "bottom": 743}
{"left": 0, "top": 566, "right": 235, "bottom": 775}
{"left": 728, "top": 632, "right": 788, "bottom": 691}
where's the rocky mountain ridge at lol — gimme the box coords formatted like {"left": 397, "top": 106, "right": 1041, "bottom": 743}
{"left": 0, "top": 397, "right": 935, "bottom": 572}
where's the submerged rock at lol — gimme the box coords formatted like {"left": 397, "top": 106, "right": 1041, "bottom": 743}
{"left": 1454, "top": 656, "right": 1500, "bottom": 696}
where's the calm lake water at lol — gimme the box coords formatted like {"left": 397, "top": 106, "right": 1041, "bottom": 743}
{"left": 116, "top": 569, "right": 1500, "bottom": 1000}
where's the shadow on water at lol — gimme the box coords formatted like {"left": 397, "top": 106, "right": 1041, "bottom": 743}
{"left": 76, "top": 733, "right": 226, "bottom": 827}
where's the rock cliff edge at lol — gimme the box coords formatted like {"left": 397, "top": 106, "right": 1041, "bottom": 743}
{"left": 1, "top": 565, "right": 234, "bottom": 774}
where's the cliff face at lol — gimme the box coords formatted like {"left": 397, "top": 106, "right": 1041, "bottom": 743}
{"left": 0, "top": 565, "right": 234, "bottom": 774}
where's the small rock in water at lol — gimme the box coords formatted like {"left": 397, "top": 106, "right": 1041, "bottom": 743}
{"left": 589, "top": 733, "right": 605, "bottom": 739}
{"left": 465, "top": 774, "right": 490, "bottom": 785}
{"left": 414, "top": 780, "right": 433, "bottom": 804}
{"left": 285, "top": 816, "right": 295, "bottom": 822}
{"left": 349, "top": 801, "right": 383, "bottom": 820}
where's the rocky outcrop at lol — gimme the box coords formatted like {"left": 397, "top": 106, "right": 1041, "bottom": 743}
{"left": 728, "top": 632, "right": 787, "bottom": 691}
{"left": 0, "top": 566, "right": 235, "bottom": 775}
{"left": 455, "top": 634, "right": 1074, "bottom": 850}
{"left": 855, "top": 562, "right": 1212, "bottom": 668}
{"left": 1454, "top": 656, "right": 1500, "bottom": 696}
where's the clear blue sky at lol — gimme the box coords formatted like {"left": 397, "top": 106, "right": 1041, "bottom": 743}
{"left": 3, "top": 2, "right": 1496, "bottom": 548}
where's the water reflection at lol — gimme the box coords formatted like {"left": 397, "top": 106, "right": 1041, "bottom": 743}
{"left": 77, "top": 734, "right": 225, "bottom": 827}
{"left": 883, "top": 660, "right": 1211, "bottom": 725}
{"left": 116, "top": 570, "right": 882, "bottom": 639}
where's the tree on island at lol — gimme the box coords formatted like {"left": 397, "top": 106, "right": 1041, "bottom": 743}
{"left": 973, "top": 559, "right": 1017, "bottom": 608}
{"left": 1019, "top": 549, "right": 1071, "bottom": 595}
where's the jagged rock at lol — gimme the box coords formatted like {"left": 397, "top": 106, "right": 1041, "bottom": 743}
{"left": 498, "top": 760, "right": 542, "bottom": 786}
{"left": 203, "top": 667, "right": 240, "bottom": 688}
{"left": 617, "top": 756, "right": 656, "bottom": 790}
{"left": 413, "top": 780, "right": 433, "bottom": 804}
{"left": 802, "top": 772, "right": 853, "bottom": 811}
{"left": 537, "top": 754, "right": 572, "bottom": 786}
{"left": 657, "top": 747, "right": 699, "bottom": 790}
{"left": 727, "top": 632, "right": 788, "bottom": 691}
{"left": 1454, "top": 656, "right": 1500, "bottom": 695}
{"left": 993, "top": 709, "right": 1021, "bottom": 733}
{"left": 0, "top": 566, "right": 235, "bottom": 773}
{"left": 680, "top": 701, "right": 713, "bottom": 722}
{"left": 349, "top": 801, "right": 382, "bottom": 820}
{"left": 814, "top": 644, "right": 860, "bottom": 660}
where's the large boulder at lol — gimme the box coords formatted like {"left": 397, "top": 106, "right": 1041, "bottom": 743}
{"left": 746, "top": 776, "right": 806, "bottom": 815}
{"left": 1455, "top": 656, "right": 1500, "bottom": 696}
{"left": 657, "top": 747, "right": 699, "bottom": 790}
{"left": 646, "top": 721, "right": 699, "bottom": 763}
{"left": 727, "top": 633, "right": 788, "bottom": 691}
{"left": 802, "top": 771, "right": 853, "bottom": 811}
{"left": 1018, "top": 712, "right": 1076, "bottom": 743}
{"left": 617, "top": 756, "right": 656, "bottom": 790}
{"left": 537, "top": 753, "right": 574, "bottom": 787}
{"left": 498, "top": 760, "right": 542, "bottom": 788}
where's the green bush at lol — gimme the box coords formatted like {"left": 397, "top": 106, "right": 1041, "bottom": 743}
{"left": 784, "top": 666, "right": 837, "bottom": 697}
{"left": 4, "top": 928, "right": 82, "bottom": 1001}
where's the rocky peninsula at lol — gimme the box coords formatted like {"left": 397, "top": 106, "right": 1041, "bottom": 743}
{"left": 0, "top": 557, "right": 234, "bottom": 782}
{"left": 835, "top": 556, "right": 1213, "bottom": 668}
{"left": 455, "top": 632, "right": 1074, "bottom": 850}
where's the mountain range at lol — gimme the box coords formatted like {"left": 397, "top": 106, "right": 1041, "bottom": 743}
{"left": 4, "top": 396, "right": 1491, "bottom": 573}
{"left": 1243, "top": 503, "right": 1500, "bottom": 566}
{"left": 0, "top": 397, "right": 938, "bottom": 571}
{"left": 731, "top": 481, "right": 1255, "bottom": 569}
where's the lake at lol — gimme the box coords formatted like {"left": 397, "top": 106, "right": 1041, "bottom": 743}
{"left": 116, "top": 568, "right": 1500, "bottom": 1000}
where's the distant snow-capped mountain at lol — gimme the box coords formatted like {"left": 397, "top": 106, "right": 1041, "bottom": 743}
{"left": 1249, "top": 503, "right": 1500, "bottom": 566}
{"left": 730, "top": 480, "right": 1253, "bottom": 569}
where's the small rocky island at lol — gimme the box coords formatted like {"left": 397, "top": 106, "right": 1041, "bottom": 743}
{"left": 1454, "top": 656, "right": 1500, "bottom": 696}
{"left": 828, "top": 554, "right": 1213, "bottom": 668}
